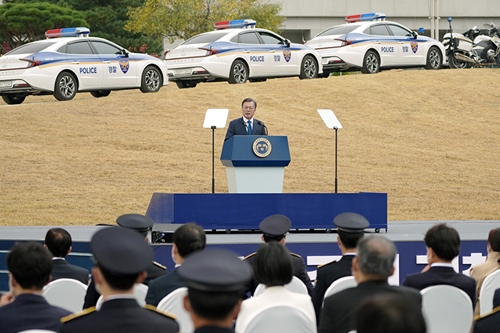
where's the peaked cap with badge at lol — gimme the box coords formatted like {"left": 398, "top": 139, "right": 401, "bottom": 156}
{"left": 259, "top": 214, "right": 292, "bottom": 237}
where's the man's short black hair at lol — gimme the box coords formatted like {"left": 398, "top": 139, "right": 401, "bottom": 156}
{"left": 7, "top": 242, "right": 53, "bottom": 290}
{"left": 241, "top": 97, "right": 257, "bottom": 108}
{"left": 253, "top": 241, "right": 293, "bottom": 286}
{"left": 263, "top": 234, "right": 285, "bottom": 243}
{"left": 424, "top": 223, "right": 460, "bottom": 261}
{"left": 45, "top": 228, "right": 72, "bottom": 258}
{"left": 187, "top": 288, "right": 241, "bottom": 320}
{"left": 338, "top": 230, "right": 364, "bottom": 249}
{"left": 98, "top": 265, "right": 139, "bottom": 291}
{"left": 173, "top": 223, "right": 206, "bottom": 258}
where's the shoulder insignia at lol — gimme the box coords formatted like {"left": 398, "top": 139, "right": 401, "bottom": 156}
{"left": 153, "top": 261, "right": 167, "bottom": 270}
{"left": 243, "top": 252, "right": 256, "bottom": 260}
{"left": 61, "top": 307, "right": 96, "bottom": 323}
{"left": 317, "top": 260, "right": 337, "bottom": 269}
{"left": 474, "top": 306, "right": 500, "bottom": 321}
{"left": 145, "top": 304, "right": 177, "bottom": 320}
{"left": 290, "top": 252, "right": 302, "bottom": 259}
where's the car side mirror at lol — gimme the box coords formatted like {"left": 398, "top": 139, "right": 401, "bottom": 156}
{"left": 284, "top": 39, "right": 291, "bottom": 47}
{"left": 411, "top": 31, "right": 418, "bottom": 39}
{"left": 121, "top": 48, "right": 129, "bottom": 57}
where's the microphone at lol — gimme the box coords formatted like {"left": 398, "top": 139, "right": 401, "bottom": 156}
{"left": 258, "top": 121, "right": 268, "bottom": 135}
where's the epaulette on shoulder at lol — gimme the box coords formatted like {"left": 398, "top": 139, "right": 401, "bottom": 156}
{"left": 244, "top": 252, "right": 256, "bottom": 260}
{"left": 474, "top": 306, "right": 500, "bottom": 322}
{"left": 153, "top": 261, "right": 167, "bottom": 270}
{"left": 317, "top": 260, "right": 337, "bottom": 269}
{"left": 61, "top": 307, "right": 95, "bottom": 323}
{"left": 290, "top": 252, "right": 302, "bottom": 259}
{"left": 145, "top": 304, "right": 177, "bottom": 320}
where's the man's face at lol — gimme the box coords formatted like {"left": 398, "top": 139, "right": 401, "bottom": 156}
{"left": 242, "top": 101, "right": 256, "bottom": 120}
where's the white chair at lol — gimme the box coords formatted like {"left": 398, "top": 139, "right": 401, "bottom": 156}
{"left": 322, "top": 276, "right": 357, "bottom": 307}
{"left": 479, "top": 269, "right": 500, "bottom": 315}
{"left": 42, "top": 278, "right": 88, "bottom": 313}
{"left": 238, "top": 304, "right": 316, "bottom": 333}
{"left": 157, "top": 287, "right": 193, "bottom": 333}
{"left": 420, "top": 285, "right": 473, "bottom": 333}
{"left": 17, "top": 330, "right": 57, "bottom": 333}
{"left": 254, "top": 276, "right": 308, "bottom": 297}
{"left": 95, "top": 283, "right": 149, "bottom": 310}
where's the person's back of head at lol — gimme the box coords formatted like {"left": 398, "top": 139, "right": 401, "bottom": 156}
{"left": 488, "top": 228, "right": 500, "bottom": 252}
{"left": 356, "top": 236, "right": 397, "bottom": 279}
{"left": 424, "top": 223, "right": 460, "bottom": 261}
{"left": 253, "top": 241, "right": 293, "bottom": 287}
{"left": 7, "top": 242, "right": 53, "bottom": 291}
{"left": 355, "top": 294, "right": 426, "bottom": 333}
{"left": 173, "top": 223, "right": 206, "bottom": 258}
{"left": 45, "top": 228, "right": 72, "bottom": 258}
{"left": 338, "top": 230, "right": 364, "bottom": 250}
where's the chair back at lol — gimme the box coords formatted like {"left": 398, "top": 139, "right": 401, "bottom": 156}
{"left": 95, "top": 283, "right": 149, "bottom": 310}
{"left": 421, "top": 285, "right": 473, "bottom": 333}
{"left": 239, "top": 304, "right": 317, "bottom": 333}
{"left": 157, "top": 287, "right": 193, "bottom": 333}
{"left": 17, "top": 330, "right": 57, "bottom": 333}
{"left": 42, "top": 278, "right": 88, "bottom": 313}
{"left": 322, "top": 276, "right": 357, "bottom": 307}
{"left": 254, "top": 276, "right": 308, "bottom": 297}
{"left": 479, "top": 269, "right": 500, "bottom": 315}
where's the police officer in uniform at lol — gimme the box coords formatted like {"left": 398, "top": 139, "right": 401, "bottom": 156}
{"left": 61, "top": 227, "right": 179, "bottom": 333}
{"left": 243, "top": 214, "right": 313, "bottom": 297}
{"left": 177, "top": 248, "right": 252, "bottom": 333}
{"left": 473, "top": 288, "right": 500, "bottom": 333}
{"left": 83, "top": 213, "right": 167, "bottom": 309}
{"left": 312, "top": 212, "right": 369, "bottom": 323}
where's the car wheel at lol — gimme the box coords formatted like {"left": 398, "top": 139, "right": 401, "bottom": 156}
{"left": 496, "top": 55, "right": 500, "bottom": 68}
{"left": 228, "top": 60, "right": 248, "bottom": 84}
{"left": 140, "top": 66, "right": 163, "bottom": 93}
{"left": 176, "top": 81, "right": 198, "bottom": 89}
{"left": 448, "top": 52, "right": 470, "bottom": 69}
{"left": 361, "top": 50, "right": 380, "bottom": 74}
{"left": 90, "top": 90, "right": 111, "bottom": 98}
{"left": 299, "top": 55, "right": 318, "bottom": 79}
{"left": 54, "top": 72, "right": 77, "bottom": 101}
{"left": 425, "top": 46, "right": 442, "bottom": 70}
{"left": 2, "top": 94, "right": 26, "bottom": 105}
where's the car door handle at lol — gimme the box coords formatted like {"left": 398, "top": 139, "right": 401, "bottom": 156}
{"left": 103, "top": 61, "right": 111, "bottom": 64}
{"left": 375, "top": 41, "right": 381, "bottom": 44}
{"left": 398, "top": 42, "right": 404, "bottom": 44}
{"left": 243, "top": 50, "right": 250, "bottom": 53}
{"left": 268, "top": 50, "right": 275, "bottom": 53}
{"left": 72, "top": 61, "right": 80, "bottom": 64}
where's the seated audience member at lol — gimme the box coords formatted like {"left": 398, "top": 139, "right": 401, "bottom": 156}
{"left": 243, "top": 214, "right": 313, "bottom": 297}
{"left": 236, "top": 241, "right": 316, "bottom": 332}
{"left": 0, "top": 242, "right": 71, "bottom": 333}
{"left": 146, "top": 222, "right": 206, "bottom": 306}
{"left": 402, "top": 223, "right": 476, "bottom": 306}
{"left": 355, "top": 294, "right": 426, "bottom": 333}
{"left": 45, "top": 228, "right": 89, "bottom": 284}
{"left": 319, "top": 236, "right": 421, "bottom": 333}
{"left": 313, "top": 212, "right": 368, "bottom": 323}
{"left": 61, "top": 227, "right": 179, "bottom": 333}
{"left": 470, "top": 228, "right": 500, "bottom": 315}
{"left": 473, "top": 288, "right": 500, "bottom": 333}
{"left": 177, "top": 248, "right": 253, "bottom": 333}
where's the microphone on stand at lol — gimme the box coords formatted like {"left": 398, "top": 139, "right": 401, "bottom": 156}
{"left": 258, "top": 121, "right": 268, "bottom": 135}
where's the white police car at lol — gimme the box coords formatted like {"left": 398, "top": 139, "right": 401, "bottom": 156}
{"left": 305, "top": 13, "right": 445, "bottom": 75}
{"left": 164, "top": 20, "right": 322, "bottom": 88}
{"left": 0, "top": 27, "right": 168, "bottom": 105}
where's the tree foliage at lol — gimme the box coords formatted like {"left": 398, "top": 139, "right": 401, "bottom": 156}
{"left": 125, "top": 0, "right": 284, "bottom": 43}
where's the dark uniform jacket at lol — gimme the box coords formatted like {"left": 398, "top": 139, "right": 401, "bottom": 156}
{"left": 474, "top": 307, "right": 500, "bottom": 333}
{"left": 312, "top": 254, "right": 354, "bottom": 323}
{"left": 319, "top": 280, "right": 422, "bottom": 333}
{"left": 244, "top": 250, "right": 313, "bottom": 297}
{"left": 195, "top": 327, "right": 235, "bottom": 333}
{"left": 0, "top": 293, "right": 71, "bottom": 333}
{"left": 61, "top": 298, "right": 178, "bottom": 333}
{"left": 52, "top": 258, "right": 89, "bottom": 285}
{"left": 402, "top": 265, "right": 477, "bottom": 306}
{"left": 224, "top": 118, "right": 266, "bottom": 140}
{"left": 145, "top": 267, "right": 185, "bottom": 306}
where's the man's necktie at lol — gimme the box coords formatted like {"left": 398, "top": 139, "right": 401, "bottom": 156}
{"left": 247, "top": 120, "right": 253, "bottom": 135}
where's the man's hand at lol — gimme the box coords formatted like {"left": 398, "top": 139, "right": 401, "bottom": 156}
{"left": 0, "top": 292, "right": 14, "bottom": 306}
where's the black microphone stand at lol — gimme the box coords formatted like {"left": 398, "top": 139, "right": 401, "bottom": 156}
{"left": 211, "top": 125, "right": 216, "bottom": 193}
{"left": 334, "top": 126, "right": 338, "bottom": 193}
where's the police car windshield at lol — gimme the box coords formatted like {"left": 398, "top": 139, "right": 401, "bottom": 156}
{"left": 5, "top": 41, "right": 57, "bottom": 55}
{"left": 317, "top": 24, "right": 361, "bottom": 37}
{"left": 183, "top": 32, "right": 229, "bottom": 45}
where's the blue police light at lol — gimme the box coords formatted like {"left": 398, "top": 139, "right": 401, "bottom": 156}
{"left": 45, "top": 27, "right": 90, "bottom": 38}
{"left": 346, "top": 12, "right": 387, "bottom": 23}
{"left": 214, "top": 19, "right": 256, "bottom": 30}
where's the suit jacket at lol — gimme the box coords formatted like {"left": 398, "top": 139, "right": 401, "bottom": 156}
{"left": 52, "top": 258, "right": 89, "bottom": 285}
{"left": 61, "top": 298, "right": 179, "bottom": 333}
{"left": 473, "top": 306, "right": 500, "bottom": 333}
{"left": 195, "top": 327, "right": 234, "bottom": 333}
{"left": 319, "top": 280, "right": 422, "bottom": 333}
{"left": 470, "top": 251, "right": 500, "bottom": 315}
{"left": 312, "top": 255, "right": 354, "bottom": 323}
{"left": 244, "top": 250, "right": 314, "bottom": 298}
{"left": 224, "top": 117, "right": 267, "bottom": 140}
{"left": 145, "top": 268, "right": 185, "bottom": 306}
{"left": 0, "top": 293, "right": 71, "bottom": 333}
{"left": 402, "top": 265, "right": 476, "bottom": 306}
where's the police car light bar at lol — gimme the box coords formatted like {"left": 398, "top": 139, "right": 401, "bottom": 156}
{"left": 45, "top": 27, "right": 90, "bottom": 38}
{"left": 345, "top": 13, "right": 386, "bottom": 23}
{"left": 214, "top": 19, "right": 256, "bottom": 30}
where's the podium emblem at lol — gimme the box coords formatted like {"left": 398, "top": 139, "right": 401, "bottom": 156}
{"left": 252, "top": 138, "right": 272, "bottom": 158}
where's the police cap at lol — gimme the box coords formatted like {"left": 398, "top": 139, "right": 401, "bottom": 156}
{"left": 90, "top": 227, "right": 153, "bottom": 275}
{"left": 259, "top": 214, "right": 292, "bottom": 237}
{"left": 177, "top": 249, "right": 252, "bottom": 292}
{"left": 333, "top": 212, "right": 369, "bottom": 233}
{"left": 116, "top": 213, "right": 154, "bottom": 234}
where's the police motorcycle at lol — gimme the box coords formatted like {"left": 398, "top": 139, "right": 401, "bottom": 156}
{"left": 442, "top": 17, "right": 500, "bottom": 68}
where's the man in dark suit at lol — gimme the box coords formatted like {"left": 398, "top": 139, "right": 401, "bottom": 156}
{"left": 244, "top": 214, "right": 314, "bottom": 297}
{"left": 312, "top": 212, "right": 368, "bottom": 323}
{"left": 0, "top": 242, "right": 71, "bottom": 333}
{"left": 61, "top": 227, "right": 179, "bottom": 333}
{"left": 224, "top": 97, "right": 267, "bottom": 141}
{"left": 473, "top": 288, "right": 500, "bottom": 333}
{"left": 45, "top": 228, "right": 89, "bottom": 284}
{"left": 319, "top": 236, "right": 422, "bottom": 333}
{"left": 146, "top": 222, "right": 206, "bottom": 306}
{"left": 402, "top": 223, "right": 476, "bottom": 306}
